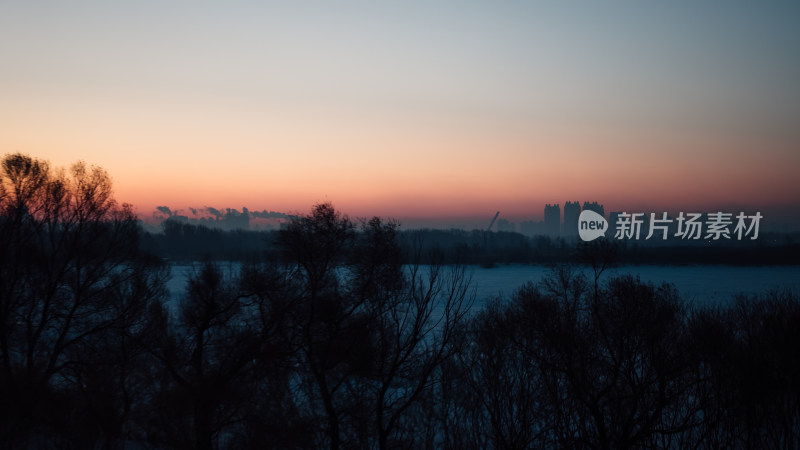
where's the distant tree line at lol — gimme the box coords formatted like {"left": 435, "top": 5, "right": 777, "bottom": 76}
{"left": 2, "top": 153, "right": 799, "bottom": 448}
{"left": 143, "top": 220, "right": 800, "bottom": 266}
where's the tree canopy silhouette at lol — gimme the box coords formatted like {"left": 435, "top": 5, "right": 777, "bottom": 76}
{"left": 0, "top": 153, "right": 169, "bottom": 446}
{"left": 1, "top": 154, "right": 797, "bottom": 449}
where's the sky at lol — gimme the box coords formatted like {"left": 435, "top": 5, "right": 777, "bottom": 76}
{"left": 1, "top": 1, "right": 799, "bottom": 228}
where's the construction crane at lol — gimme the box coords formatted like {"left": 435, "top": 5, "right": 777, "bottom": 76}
{"left": 487, "top": 211, "right": 500, "bottom": 232}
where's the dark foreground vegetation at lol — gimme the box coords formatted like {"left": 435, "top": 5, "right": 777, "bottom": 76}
{"left": 2, "top": 154, "right": 799, "bottom": 449}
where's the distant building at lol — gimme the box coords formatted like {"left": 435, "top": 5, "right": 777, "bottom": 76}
{"left": 583, "top": 201, "right": 605, "bottom": 218}
{"left": 563, "top": 201, "right": 580, "bottom": 236}
{"left": 544, "top": 203, "right": 561, "bottom": 236}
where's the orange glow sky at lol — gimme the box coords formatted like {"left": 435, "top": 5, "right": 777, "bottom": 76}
{"left": 2, "top": 2, "right": 799, "bottom": 227}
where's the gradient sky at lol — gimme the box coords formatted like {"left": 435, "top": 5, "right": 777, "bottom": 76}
{"left": 2, "top": 1, "right": 799, "bottom": 227}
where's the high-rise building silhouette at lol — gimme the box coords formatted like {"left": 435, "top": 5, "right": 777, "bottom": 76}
{"left": 563, "top": 201, "right": 580, "bottom": 236}
{"left": 544, "top": 203, "right": 561, "bottom": 236}
{"left": 583, "top": 201, "right": 605, "bottom": 218}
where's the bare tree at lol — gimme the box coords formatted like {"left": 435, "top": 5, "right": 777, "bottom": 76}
{"left": 0, "top": 153, "right": 168, "bottom": 446}
{"left": 448, "top": 266, "right": 700, "bottom": 449}
{"left": 141, "top": 261, "right": 300, "bottom": 450}
{"left": 278, "top": 203, "right": 473, "bottom": 450}
{"left": 359, "top": 229, "right": 472, "bottom": 450}
{"left": 278, "top": 202, "right": 362, "bottom": 449}
{"left": 576, "top": 238, "right": 619, "bottom": 297}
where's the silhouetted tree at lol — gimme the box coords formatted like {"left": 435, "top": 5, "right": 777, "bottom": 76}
{"left": 577, "top": 238, "right": 619, "bottom": 296}
{"left": 0, "top": 153, "right": 168, "bottom": 447}
{"left": 686, "top": 290, "right": 800, "bottom": 449}
{"left": 3, "top": 153, "right": 798, "bottom": 448}
{"left": 447, "top": 266, "right": 700, "bottom": 449}
{"left": 141, "top": 261, "right": 302, "bottom": 450}
{"left": 278, "top": 203, "right": 473, "bottom": 450}
{"left": 60, "top": 255, "right": 169, "bottom": 446}
{"left": 277, "top": 203, "right": 362, "bottom": 449}
{"left": 355, "top": 223, "right": 472, "bottom": 450}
